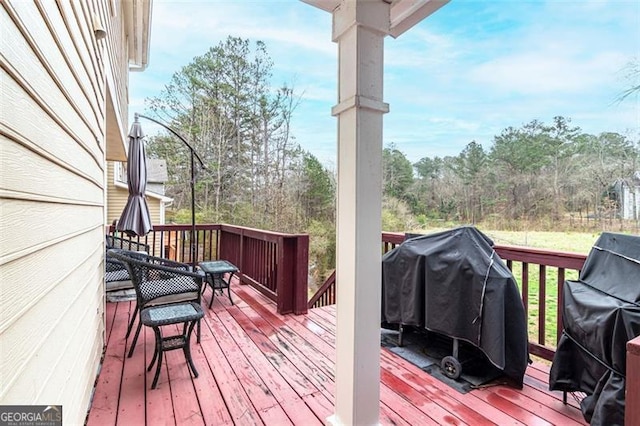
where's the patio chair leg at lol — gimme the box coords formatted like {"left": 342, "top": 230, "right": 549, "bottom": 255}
{"left": 126, "top": 304, "right": 139, "bottom": 338}
{"left": 151, "top": 327, "right": 163, "bottom": 389}
{"left": 147, "top": 339, "right": 158, "bottom": 371}
{"left": 184, "top": 320, "right": 199, "bottom": 378}
{"left": 128, "top": 321, "right": 143, "bottom": 358}
{"left": 208, "top": 284, "right": 215, "bottom": 309}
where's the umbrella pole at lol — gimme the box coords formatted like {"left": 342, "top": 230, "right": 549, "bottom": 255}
{"left": 134, "top": 114, "right": 206, "bottom": 271}
{"left": 190, "top": 150, "right": 197, "bottom": 271}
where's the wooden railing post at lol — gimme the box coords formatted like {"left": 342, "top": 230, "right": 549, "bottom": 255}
{"left": 626, "top": 335, "right": 640, "bottom": 426}
{"left": 276, "top": 235, "right": 309, "bottom": 315}
{"left": 293, "top": 235, "right": 309, "bottom": 314}
{"left": 276, "top": 236, "right": 287, "bottom": 313}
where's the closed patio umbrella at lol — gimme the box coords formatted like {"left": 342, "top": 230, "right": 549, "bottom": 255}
{"left": 117, "top": 117, "right": 153, "bottom": 237}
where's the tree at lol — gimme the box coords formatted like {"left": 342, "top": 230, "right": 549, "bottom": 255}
{"left": 383, "top": 144, "right": 414, "bottom": 201}
{"left": 489, "top": 120, "right": 552, "bottom": 219}
{"left": 145, "top": 36, "right": 302, "bottom": 230}
{"left": 451, "top": 141, "right": 487, "bottom": 222}
{"left": 576, "top": 132, "right": 638, "bottom": 223}
{"left": 298, "top": 153, "right": 335, "bottom": 224}
{"left": 617, "top": 58, "right": 640, "bottom": 103}
{"left": 544, "top": 116, "right": 581, "bottom": 221}
{"left": 412, "top": 156, "right": 444, "bottom": 216}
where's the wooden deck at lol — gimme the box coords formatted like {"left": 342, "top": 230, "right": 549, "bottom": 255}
{"left": 86, "top": 281, "right": 587, "bottom": 425}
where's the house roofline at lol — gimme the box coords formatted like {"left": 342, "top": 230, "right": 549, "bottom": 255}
{"left": 114, "top": 181, "right": 173, "bottom": 202}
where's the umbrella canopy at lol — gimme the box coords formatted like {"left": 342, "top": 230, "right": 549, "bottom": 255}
{"left": 116, "top": 119, "right": 153, "bottom": 237}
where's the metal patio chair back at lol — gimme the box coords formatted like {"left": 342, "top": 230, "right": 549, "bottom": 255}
{"left": 105, "top": 235, "right": 150, "bottom": 292}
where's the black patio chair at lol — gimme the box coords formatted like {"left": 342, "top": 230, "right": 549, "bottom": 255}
{"left": 107, "top": 249, "right": 205, "bottom": 358}
{"left": 105, "top": 235, "right": 150, "bottom": 293}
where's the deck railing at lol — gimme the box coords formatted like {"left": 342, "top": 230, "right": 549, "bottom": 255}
{"left": 107, "top": 223, "right": 309, "bottom": 315}
{"left": 492, "top": 243, "right": 586, "bottom": 360}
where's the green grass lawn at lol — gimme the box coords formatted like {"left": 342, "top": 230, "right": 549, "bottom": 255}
{"left": 480, "top": 229, "right": 599, "bottom": 254}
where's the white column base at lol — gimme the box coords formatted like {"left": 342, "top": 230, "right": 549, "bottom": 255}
{"left": 326, "top": 414, "right": 382, "bottom": 426}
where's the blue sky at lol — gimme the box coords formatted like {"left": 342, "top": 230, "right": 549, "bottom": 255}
{"left": 130, "top": 0, "right": 640, "bottom": 167}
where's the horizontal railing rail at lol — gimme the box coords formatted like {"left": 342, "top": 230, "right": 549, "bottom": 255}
{"left": 216, "top": 224, "right": 309, "bottom": 315}
{"left": 107, "top": 223, "right": 220, "bottom": 263}
{"left": 309, "top": 232, "right": 404, "bottom": 309}
{"left": 308, "top": 231, "right": 589, "bottom": 361}
{"left": 493, "top": 244, "right": 586, "bottom": 360}
{"left": 308, "top": 270, "right": 335, "bottom": 309}
{"left": 106, "top": 223, "right": 308, "bottom": 315}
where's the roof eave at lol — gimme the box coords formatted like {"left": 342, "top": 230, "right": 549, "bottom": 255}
{"left": 123, "top": 0, "right": 153, "bottom": 71}
{"left": 300, "top": 0, "right": 449, "bottom": 37}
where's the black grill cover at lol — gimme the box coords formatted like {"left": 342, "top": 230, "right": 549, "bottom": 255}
{"left": 381, "top": 226, "right": 529, "bottom": 385}
{"left": 549, "top": 232, "right": 640, "bottom": 426}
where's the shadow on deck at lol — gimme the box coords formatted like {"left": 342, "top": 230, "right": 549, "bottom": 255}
{"left": 86, "top": 280, "right": 587, "bottom": 425}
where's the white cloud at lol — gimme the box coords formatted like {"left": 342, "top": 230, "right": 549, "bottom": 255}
{"left": 469, "top": 51, "right": 628, "bottom": 95}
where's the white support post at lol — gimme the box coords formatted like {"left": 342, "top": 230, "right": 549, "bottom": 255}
{"left": 328, "top": 1, "right": 390, "bottom": 425}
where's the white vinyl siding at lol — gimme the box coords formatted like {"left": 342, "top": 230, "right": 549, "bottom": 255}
{"left": 0, "top": 0, "right": 136, "bottom": 423}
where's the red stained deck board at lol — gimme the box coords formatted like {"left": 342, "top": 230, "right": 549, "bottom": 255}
{"left": 143, "top": 326, "right": 177, "bottom": 426}
{"left": 380, "top": 350, "right": 519, "bottom": 426}
{"left": 116, "top": 323, "right": 147, "bottom": 425}
{"left": 233, "top": 280, "right": 273, "bottom": 305}
{"left": 188, "top": 335, "right": 234, "bottom": 426}
{"left": 211, "top": 304, "right": 322, "bottom": 425}
{"left": 238, "top": 303, "right": 335, "bottom": 383}
{"left": 380, "top": 384, "right": 440, "bottom": 426}
{"left": 525, "top": 362, "right": 553, "bottom": 384}
{"left": 380, "top": 368, "right": 468, "bottom": 425}
{"left": 204, "top": 310, "right": 282, "bottom": 413}
{"left": 216, "top": 307, "right": 319, "bottom": 426}
{"left": 256, "top": 404, "right": 293, "bottom": 426}
{"left": 379, "top": 404, "right": 412, "bottom": 426}
{"left": 235, "top": 287, "right": 336, "bottom": 365}
{"left": 301, "top": 391, "right": 334, "bottom": 423}
{"left": 162, "top": 324, "right": 205, "bottom": 426}
{"left": 479, "top": 386, "right": 585, "bottom": 426}
{"left": 475, "top": 390, "right": 555, "bottom": 426}
{"left": 279, "top": 399, "right": 324, "bottom": 426}
{"left": 289, "top": 312, "right": 336, "bottom": 349}
{"left": 523, "top": 372, "right": 583, "bottom": 411}
{"left": 223, "top": 306, "right": 324, "bottom": 398}
{"left": 381, "top": 368, "right": 476, "bottom": 426}
{"left": 233, "top": 286, "right": 286, "bottom": 328}
{"left": 305, "top": 306, "right": 337, "bottom": 334}
{"left": 86, "top": 301, "right": 131, "bottom": 426}
{"left": 238, "top": 291, "right": 331, "bottom": 360}
{"left": 195, "top": 311, "right": 265, "bottom": 425}
{"left": 281, "top": 314, "right": 336, "bottom": 359}
{"left": 517, "top": 381, "right": 587, "bottom": 424}
{"left": 104, "top": 300, "right": 117, "bottom": 343}
{"left": 88, "top": 283, "right": 589, "bottom": 426}
{"left": 217, "top": 308, "right": 324, "bottom": 426}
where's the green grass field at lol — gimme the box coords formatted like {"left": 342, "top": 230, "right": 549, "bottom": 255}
{"left": 480, "top": 229, "right": 599, "bottom": 254}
